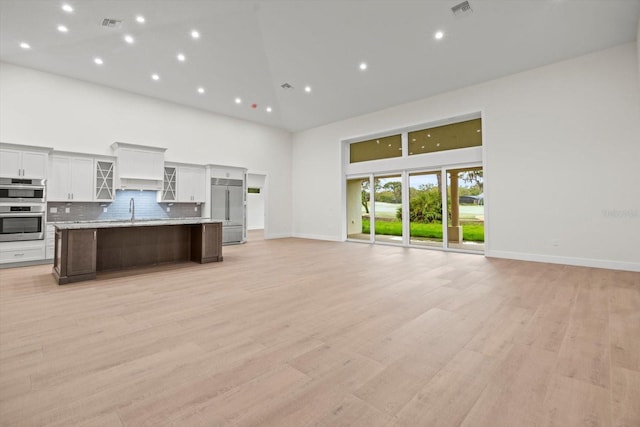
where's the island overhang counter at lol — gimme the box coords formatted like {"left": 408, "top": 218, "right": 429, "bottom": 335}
{"left": 52, "top": 219, "right": 223, "bottom": 285}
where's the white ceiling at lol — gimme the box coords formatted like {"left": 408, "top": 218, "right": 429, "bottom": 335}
{"left": 1, "top": 0, "right": 639, "bottom": 132}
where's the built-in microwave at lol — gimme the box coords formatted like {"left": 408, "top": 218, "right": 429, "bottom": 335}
{"left": 0, "top": 178, "right": 46, "bottom": 203}
{"left": 0, "top": 205, "right": 45, "bottom": 242}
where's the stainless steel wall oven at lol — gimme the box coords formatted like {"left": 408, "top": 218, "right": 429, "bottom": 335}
{"left": 0, "top": 205, "right": 45, "bottom": 241}
{"left": 0, "top": 178, "right": 46, "bottom": 203}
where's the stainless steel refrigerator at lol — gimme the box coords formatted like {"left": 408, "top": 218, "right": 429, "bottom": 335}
{"left": 211, "top": 178, "right": 245, "bottom": 244}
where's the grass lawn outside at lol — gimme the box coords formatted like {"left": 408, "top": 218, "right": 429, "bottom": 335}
{"left": 362, "top": 219, "right": 484, "bottom": 242}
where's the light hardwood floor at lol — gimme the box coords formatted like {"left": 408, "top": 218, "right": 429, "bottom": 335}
{"left": 1, "top": 236, "right": 638, "bottom": 426}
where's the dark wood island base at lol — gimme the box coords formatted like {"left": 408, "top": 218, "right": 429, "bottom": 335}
{"left": 53, "top": 221, "right": 222, "bottom": 285}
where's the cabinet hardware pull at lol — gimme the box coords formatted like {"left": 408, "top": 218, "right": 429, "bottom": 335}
{"left": 14, "top": 253, "right": 25, "bottom": 257}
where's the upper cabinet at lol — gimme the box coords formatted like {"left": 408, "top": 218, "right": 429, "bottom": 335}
{"left": 111, "top": 142, "right": 166, "bottom": 191}
{"left": 161, "top": 166, "right": 177, "bottom": 202}
{"left": 161, "top": 163, "right": 205, "bottom": 203}
{"left": 0, "top": 144, "right": 51, "bottom": 179}
{"left": 209, "top": 165, "right": 246, "bottom": 181}
{"left": 94, "top": 158, "right": 115, "bottom": 201}
{"left": 178, "top": 165, "right": 206, "bottom": 203}
{"left": 48, "top": 154, "right": 94, "bottom": 202}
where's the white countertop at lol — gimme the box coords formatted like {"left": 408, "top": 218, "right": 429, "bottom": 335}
{"left": 52, "top": 218, "right": 220, "bottom": 230}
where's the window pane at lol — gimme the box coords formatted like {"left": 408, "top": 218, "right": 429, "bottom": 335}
{"left": 374, "top": 175, "right": 403, "bottom": 244}
{"left": 350, "top": 134, "right": 402, "bottom": 163}
{"left": 409, "top": 172, "right": 444, "bottom": 247}
{"left": 346, "top": 178, "right": 370, "bottom": 241}
{"left": 446, "top": 167, "right": 484, "bottom": 252}
{"left": 408, "top": 118, "right": 481, "bottom": 156}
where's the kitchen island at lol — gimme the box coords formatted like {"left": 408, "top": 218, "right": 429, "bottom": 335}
{"left": 53, "top": 219, "right": 222, "bottom": 285}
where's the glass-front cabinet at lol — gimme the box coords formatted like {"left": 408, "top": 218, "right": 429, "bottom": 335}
{"left": 161, "top": 166, "right": 177, "bottom": 201}
{"left": 94, "top": 159, "right": 115, "bottom": 201}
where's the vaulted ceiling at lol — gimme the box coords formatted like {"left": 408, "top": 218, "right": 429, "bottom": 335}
{"left": 1, "top": 0, "right": 638, "bottom": 132}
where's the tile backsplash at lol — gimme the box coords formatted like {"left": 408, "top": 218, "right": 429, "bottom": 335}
{"left": 47, "top": 190, "right": 202, "bottom": 222}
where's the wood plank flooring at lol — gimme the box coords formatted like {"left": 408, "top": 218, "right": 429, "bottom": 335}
{"left": 1, "top": 235, "right": 638, "bottom": 426}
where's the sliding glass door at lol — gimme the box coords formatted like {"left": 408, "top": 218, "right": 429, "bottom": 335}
{"left": 346, "top": 177, "right": 371, "bottom": 241}
{"left": 374, "top": 175, "right": 403, "bottom": 244}
{"left": 408, "top": 172, "right": 444, "bottom": 247}
{"left": 446, "top": 167, "right": 484, "bottom": 251}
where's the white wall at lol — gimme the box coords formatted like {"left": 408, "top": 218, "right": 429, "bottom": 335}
{"left": 292, "top": 43, "right": 640, "bottom": 271}
{"left": 0, "top": 62, "right": 293, "bottom": 238}
{"left": 246, "top": 173, "right": 266, "bottom": 230}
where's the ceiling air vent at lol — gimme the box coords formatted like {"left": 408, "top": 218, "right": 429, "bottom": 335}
{"left": 280, "top": 83, "right": 293, "bottom": 90}
{"left": 451, "top": 1, "right": 473, "bottom": 16}
{"left": 101, "top": 18, "right": 123, "bottom": 29}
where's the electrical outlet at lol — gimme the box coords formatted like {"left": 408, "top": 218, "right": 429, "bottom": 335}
{"left": 65, "top": 207, "right": 70, "bottom": 213}
{"left": 50, "top": 207, "right": 57, "bottom": 213}
{"left": 166, "top": 207, "right": 170, "bottom": 212}
{"left": 552, "top": 239, "right": 560, "bottom": 247}
{"left": 103, "top": 207, "right": 108, "bottom": 213}
{"left": 194, "top": 207, "right": 197, "bottom": 211}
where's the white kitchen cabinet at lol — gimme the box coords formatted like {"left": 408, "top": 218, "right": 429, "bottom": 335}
{"left": 0, "top": 147, "right": 48, "bottom": 179}
{"left": 160, "top": 166, "right": 177, "bottom": 202}
{"left": 209, "top": 165, "right": 245, "bottom": 181}
{"left": 0, "top": 241, "right": 46, "bottom": 264}
{"left": 161, "top": 164, "right": 205, "bottom": 203}
{"left": 94, "top": 159, "right": 115, "bottom": 201}
{"left": 48, "top": 155, "right": 94, "bottom": 202}
{"left": 177, "top": 166, "right": 206, "bottom": 202}
{"left": 45, "top": 224, "right": 56, "bottom": 260}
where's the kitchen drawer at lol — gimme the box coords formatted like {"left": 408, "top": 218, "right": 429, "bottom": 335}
{"left": 0, "top": 241, "right": 46, "bottom": 263}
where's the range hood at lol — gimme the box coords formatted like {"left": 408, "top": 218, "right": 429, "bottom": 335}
{"left": 111, "top": 142, "right": 167, "bottom": 191}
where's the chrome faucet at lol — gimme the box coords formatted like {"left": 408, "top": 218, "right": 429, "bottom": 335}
{"left": 129, "top": 197, "right": 135, "bottom": 222}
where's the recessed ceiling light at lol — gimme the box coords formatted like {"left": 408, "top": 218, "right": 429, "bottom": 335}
{"left": 151, "top": 74, "right": 160, "bottom": 81}
{"left": 435, "top": 31, "right": 444, "bottom": 40}
{"left": 359, "top": 62, "right": 367, "bottom": 71}
{"left": 135, "top": 15, "right": 145, "bottom": 23}
{"left": 177, "top": 53, "right": 186, "bottom": 62}
{"left": 124, "top": 34, "right": 134, "bottom": 44}
{"left": 191, "top": 30, "right": 200, "bottom": 39}
{"left": 94, "top": 57, "right": 103, "bottom": 65}
{"left": 62, "top": 4, "right": 73, "bottom": 13}
{"left": 57, "top": 25, "right": 68, "bottom": 33}
{"left": 304, "top": 86, "right": 312, "bottom": 93}
{"left": 234, "top": 97, "right": 242, "bottom": 104}
{"left": 19, "top": 42, "right": 31, "bottom": 49}
{"left": 266, "top": 106, "right": 272, "bottom": 113}
{"left": 197, "top": 87, "right": 205, "bottom": 94}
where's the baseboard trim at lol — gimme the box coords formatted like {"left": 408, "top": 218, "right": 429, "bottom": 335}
{"left": 263, "top": 233, "right": 294, "bottom": 240}
{"left": 291, "top": 233, "right": 343, "bottom": 242}
{"left": 486, "top": 250, "right": 640, "bottom": 272}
